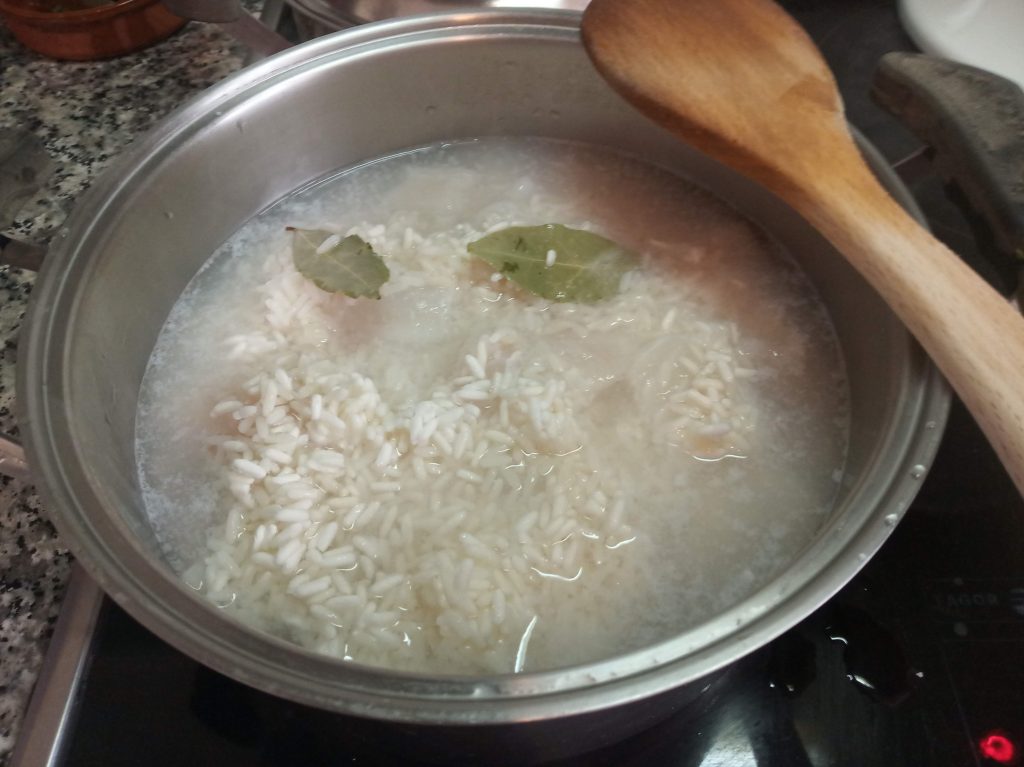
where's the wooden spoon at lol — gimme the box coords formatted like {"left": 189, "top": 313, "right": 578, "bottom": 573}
{"left": 581, "top": 0, "right": 1024, "bottom": 496}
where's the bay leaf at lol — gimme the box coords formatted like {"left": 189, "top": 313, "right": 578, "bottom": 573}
{"left": 467, "top": 224, "right": 637, "bottom": 303}
{"left": 289, "top": 228, "right": 390, "bottom": 299}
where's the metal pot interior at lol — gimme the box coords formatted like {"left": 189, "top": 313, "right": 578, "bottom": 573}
{"left": 22, "top": 10, "right": 948, "bottom": 723}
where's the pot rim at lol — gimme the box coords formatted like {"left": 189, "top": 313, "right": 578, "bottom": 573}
{"left": 285, "top": 0, "right": 590, "bottom": 29}
{"left": 20, "top": 8, "right": 951, "bottom": 724}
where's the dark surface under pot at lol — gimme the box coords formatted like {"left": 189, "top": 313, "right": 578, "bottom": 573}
{"left": 14, "top": 1, "right": 1024, "bottom": 765}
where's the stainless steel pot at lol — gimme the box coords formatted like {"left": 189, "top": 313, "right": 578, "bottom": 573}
{"left": 18, "top": 10, "right": 948, "bottom": 761}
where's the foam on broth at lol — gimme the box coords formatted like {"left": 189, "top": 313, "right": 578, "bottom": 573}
{"left": 136, "top": 138, "right": 848, "bottom": 673}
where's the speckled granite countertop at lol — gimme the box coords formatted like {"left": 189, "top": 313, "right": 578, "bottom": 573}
{"left": 0, "top": 13, "right": 260, "bottom": 762}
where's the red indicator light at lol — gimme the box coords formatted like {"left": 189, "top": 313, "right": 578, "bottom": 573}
{"left": 980, "top": 732, "right": 1016, "bottom": 764}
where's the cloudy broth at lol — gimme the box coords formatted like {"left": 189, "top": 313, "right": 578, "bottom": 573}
{"left": 136, "top": 138, "right": 848, "bottom": 673}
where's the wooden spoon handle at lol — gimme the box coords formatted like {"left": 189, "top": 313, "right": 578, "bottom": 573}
{"left": 803, "top": 154, "right": 1024, "bottom": 494}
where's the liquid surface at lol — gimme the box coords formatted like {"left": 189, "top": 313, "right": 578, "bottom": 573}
{"left": 136, "top": 138, "right": 848, "bottom": 673}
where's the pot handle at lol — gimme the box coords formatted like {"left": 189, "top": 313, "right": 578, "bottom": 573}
{"left": 0, "top": 129, "right": 54, "bottom": 481}
{"left": 871, "top": 53, "right": 1024, "bottom": 298}
{"left": 161, "top": 0, "right": 292, "bottom": 59}
{"left": 0, "top": 234, "right": 45, "bottom": 272}
{"left": 0, "top": 435, "right": 30, "bottom": 481}
{"left": 1, "top": 129, "right": 52, "bottom": 272}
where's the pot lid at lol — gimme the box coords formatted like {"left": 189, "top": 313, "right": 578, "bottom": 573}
{"left": 898, "top": 0, "right": 1024, "bottom": 89}
{"left": 288, "top": 0, "right": 588, "bottom": 27}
